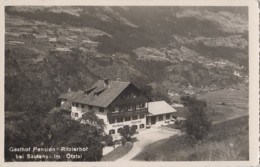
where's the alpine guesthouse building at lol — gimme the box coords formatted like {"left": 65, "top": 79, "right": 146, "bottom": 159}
{"left": 58, "top": 79, "right": 176, "bottom": 139}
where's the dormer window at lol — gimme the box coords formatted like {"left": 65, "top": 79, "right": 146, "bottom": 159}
{"left": 84, "top": 87, "right": 97, "bottom": 95}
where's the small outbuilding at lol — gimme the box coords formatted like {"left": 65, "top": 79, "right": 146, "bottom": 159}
{"left": 147, "top": 101, "right": 177, "bottom": 127}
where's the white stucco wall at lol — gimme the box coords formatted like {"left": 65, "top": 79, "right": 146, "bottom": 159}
{"left": 104, "top": 115, "right": 147, "bottom": 135}
{"left": 71, "top": 104, "right": 109, "bottom": 120}
{"left": 71, "top": 105, "right": 84, "bottom": 120}
{"left": 147, "top": 113, "right": 174, "bottom": 127}
{"left": 71, "top": 104, "right": 148, "bottom": 137}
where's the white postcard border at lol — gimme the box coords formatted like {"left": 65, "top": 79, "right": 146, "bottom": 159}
{"left": 0, "top": 0, "right": 258, "bottom": 166}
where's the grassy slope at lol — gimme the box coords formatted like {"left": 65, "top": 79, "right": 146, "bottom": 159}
{"left": 101, "top": 143, "right": 133, "bottom": 161}
{"left": 133, "top": 116, "right": 249, "bottom": 161}
{"left": 174, "top": 89, "right": 248, "bottom": 123}
{"left": 198, "top": 89, "right": 248, "bottom": 123}
{"left": 134, "top": 89, "right": 249, "bottom": 161}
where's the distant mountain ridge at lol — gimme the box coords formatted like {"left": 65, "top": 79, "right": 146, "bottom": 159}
{"left": 5, "top": 6, "right": 248, "bottom": 112}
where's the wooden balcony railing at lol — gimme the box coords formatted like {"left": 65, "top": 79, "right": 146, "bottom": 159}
{"left": 107, "top": 108, "right": 148, "bottom": 118}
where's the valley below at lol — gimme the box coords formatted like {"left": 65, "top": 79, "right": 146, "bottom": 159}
{"left": 5, "top": 6, "right": 248, "bottom": 114}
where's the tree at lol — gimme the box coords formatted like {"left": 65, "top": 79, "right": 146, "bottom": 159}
{"left": 5, "top": 110, "right": 49, "bottom": 161}
{"left": 118, "top": 126, "right": 137, "bottom": 145}
{"left": 80, "top": 111, "right": 105, "bottom": 132}
{"left": 184, "top": 97, "right": 211, "bottom": 140}
{"left": 180, "top": 95, "right": 206, "bottom": 107}
{"left": 5, "top": 108, "right": 106, "bottom": 161}
{"left": 103, "top": 135, "right": 114, "bottom": 146}
{"left": 47, "top": 110, "right": 105, "bottom": 161}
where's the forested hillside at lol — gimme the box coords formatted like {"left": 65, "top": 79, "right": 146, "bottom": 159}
{"left": 5, "top": 6, "right": 248, "bottom": 113}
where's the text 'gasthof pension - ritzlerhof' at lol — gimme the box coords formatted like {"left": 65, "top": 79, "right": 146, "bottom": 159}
{"left": 8, "top": 146, "right": 88, "bottom": 160}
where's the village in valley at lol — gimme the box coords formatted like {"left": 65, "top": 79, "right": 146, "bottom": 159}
{"left": 5, "top": 6, "right": 249, "bottom": 161}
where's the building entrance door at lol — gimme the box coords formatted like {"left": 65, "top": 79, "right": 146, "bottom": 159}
{"left": 151, "top": 116, "right": 156, "bottom": 125}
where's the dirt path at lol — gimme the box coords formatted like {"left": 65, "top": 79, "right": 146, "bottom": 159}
{"left": 116, "top": 127, "right": 182, "bottom": 161}
{"left": 213, "top": 113, "right": 248, "bottom": 124}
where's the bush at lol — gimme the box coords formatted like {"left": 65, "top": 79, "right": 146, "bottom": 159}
{"left": 185, "top": 98, "right": 211, "bottom": 140}
{"left": 181, "top": 95, "right": 207, "bottom": 107}
{"left": 103, "top": 135, "right": 114, "bottom": 146}
{"left": 173, "top": 119, "right": 186, "bottom": 130}
{"left": 118, "top": 126, "right": 137, "bottom": 145}
{"left": 186, "top": 107, "right": 211, "bottom": 140}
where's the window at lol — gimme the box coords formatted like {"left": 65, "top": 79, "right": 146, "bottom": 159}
{"left": 159, "top": 115, "right": 163, "bottom": 121}
{"left": 137, "top": 103, "right": 145, "bottom": 108}
{"left": 111, "top": 107, "right": 116, "bottom": 112}
{"left": 109, "top": 118, "right": 115, "bottom": 124}
{"left": 109, "top": 129, "right": 115, "bottom": 135}
{"left": 166, "top": 114, "right": 170, "bottom": 120}
{"left": 139, "top": 124, "right": 145, "bottom": 129}
{"left": 123, "top": 125, "right": 129, "bottom": 129}
{"left": 81, "top": 104, "right": 85, "bottom": 108}
{"left": 89, "top": 105, "right": 93, "bottom": 110}
{"left": 131, "top": 125, "right": 138, "bottom": 130}
{"left": 72, "top": 103, "right": 75, "bottom": 106}
{"left": 127, "top": 105, "right": 134, "bottom": 111}
{"left": 99, "top": 107, "right": 104, "bottom": 112}
{"left": 132, "top": 116, "right": 138, "bottom": 120}
{"left": 126, "top": 94, "right": 131, "bottom": 99}
{"left": 125, "top": 117, "right": 131, "bottom": 121}
{"left": 75, "top": 113, "right": 79, "bottom": 118}
{"left": 75, "top": 103, "right": 78, "bottom": 107}
{"left": 117, "top": 118, "right": 123, "bottom": 123}
{"left": 136, "top": 104, "right": 139, "bottom": 108}
{"left": 139, "top": 114, "right": 144, "bottom": 119}
{"left": 117, "top": 128, "right": 123, "bottom": 133}
{"left": 140, "top": 103, "right": 145, "bottom": 108}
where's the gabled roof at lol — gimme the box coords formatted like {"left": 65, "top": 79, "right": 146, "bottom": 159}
{"left": 72, "top": 80, "right": 132, "bottom": 108}
{"left": 148, "top": 101, "right": 177, "bottom": 115}
{"left": 59, "top": 101, "right": 72, "bottom": 111}
{"left": 58, "top": 90, "right": 76, "bottom": 100}
{"left": 59, "top": 90, "right": 85, "bottom": 111}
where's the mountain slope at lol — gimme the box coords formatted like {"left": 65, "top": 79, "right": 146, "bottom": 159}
{"left": 5, "top": 6, "right": 248, "bottom": 112}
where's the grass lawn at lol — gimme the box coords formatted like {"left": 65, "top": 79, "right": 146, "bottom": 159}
{"left": 198, "top": 89, "right": 248, "bottom": 123}
{"left": 133, "top": 116, "right": 249, "bottom": 161}
{"left": 174, "top": 89, "right": 248, "bottom": 123}
{"left": 101, "top": 143, "right": 133, "bottom": 161}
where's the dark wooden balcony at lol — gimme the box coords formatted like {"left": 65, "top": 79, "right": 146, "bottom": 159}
{"left": 111, "top": 96, "right": 148, "bottom": 106}
{"left": 107, "top": 108, "right": 148, "bottom": 118}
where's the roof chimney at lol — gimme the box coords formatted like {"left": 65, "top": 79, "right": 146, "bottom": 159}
{"left": 68, "top": 88, "right": 71, "bottom": 92}
{"left": 104, "top": 78, "right": 109, "bottom": 87}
